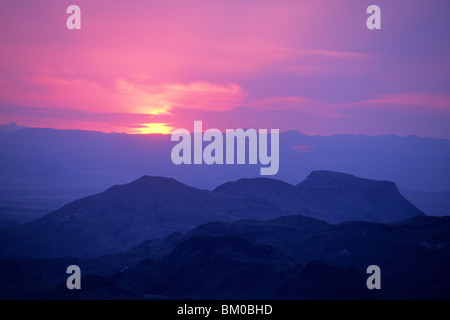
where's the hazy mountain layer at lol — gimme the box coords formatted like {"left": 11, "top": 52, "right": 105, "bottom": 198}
{"left": 0, "top": 171, "right": 424, "bottom": 259}
{"left": 1, "top": 128, "right": 449, "bottom": 220}
{"left": 1, "top": 215, "right": 448, "bottom": 299}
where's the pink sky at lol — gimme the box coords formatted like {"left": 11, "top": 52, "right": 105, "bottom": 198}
{"left": 0, "top": 0, "right": 449, "bottom": 138}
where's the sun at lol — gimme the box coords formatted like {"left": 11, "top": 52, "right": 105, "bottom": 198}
{"left": 132, "top": 123, "right": 174, "bottom": 134}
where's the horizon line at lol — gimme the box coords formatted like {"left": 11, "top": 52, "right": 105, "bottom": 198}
{"left": 1, "top": 122, "right": 447, "bottom": 141}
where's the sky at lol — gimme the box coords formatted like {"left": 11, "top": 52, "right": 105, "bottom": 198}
{"left": 0, "top": 0, "right": 449, "bottom": 138}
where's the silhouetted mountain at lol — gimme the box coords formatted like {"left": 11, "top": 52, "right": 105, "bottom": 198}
{"left": 114, "top": 236, "right": 294, "bottom": 299}
{"left": 296, "top": 171, "right": 425, "bottom": 223}
{"left": 0, "top": 171, "right": 425, "bottom": 260}
{"left": 1, "top": 215, "right": 448, "bottom": 299}
{"left": 113, "top": 215, "right": 450, "bottom": 299}
{"left": 0, "top": 231, "right": 183, "bottom": 299}
{"left": 214, "top": 177, "right": 311, "bottom": 216}
{"left": 0, "top": 123, "right": 28, "bottom": 133}
{"left": 391, "top": 215, "right": 450, "bottom": 245}
{"left": 1, "top": 128, "right": 449, "bottom": 222}
{"left": 0, "top": 172, "right": 425, "bottom": 260}
{"left": 184, "top": 215, "right": 332, "bottom": 260}
{"left": 276, "top": 260, "right": 373, "bottom": 300}
{"left": 45, "top": 275, "right": 137, "bottom": 300}
{"left": 0, "top": 176, "right": 233, "bottom": 259}
{"left": 215, "top": 171, "right": 425, "bottom": 224}
{"left": 111, "top": 236, "right": 375, "bottom": 300}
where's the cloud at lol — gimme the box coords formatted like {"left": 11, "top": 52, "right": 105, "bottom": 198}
{"left": 272, "top": 48, "right": 375, "bottom": 76}
{"left": 0, "top": 104, "right": 162, "bottom": 133}
{"left": 1, "top": 1, "right": 449, "bottom": 138}
{"left": 0, "top": 74, "right": 246, "bottom": 115}
{"left": 361, "top": 92, "right": 450, "bottom": 113}
{"left": 122, "top": 81, "right": 246, "bottom": 113}
{"left": 282, "top": 49, "right": 371, "bottom": 61}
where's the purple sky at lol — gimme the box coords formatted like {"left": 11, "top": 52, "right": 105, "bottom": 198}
{"left": 0, "top": 0, "right": 449, "bottom": 138}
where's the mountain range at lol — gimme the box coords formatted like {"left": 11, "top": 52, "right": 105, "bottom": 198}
{"left": 0, "top": 170, "right": 448, "bottom": 299}
{"left": 1, "top": 126, "right": 449, "bottom": 226}
{"left": 0, "top": 171, "right": 424, "bottom": 260}
{"left": 1, "top": 214, "right": 448, "bottom": 299}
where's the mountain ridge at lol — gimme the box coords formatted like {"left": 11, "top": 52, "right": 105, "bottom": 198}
{"left": 0, "top": 170, "right": 425, "bottom": 260}
{"left": 1, "top": 214, "right": 448, "bottom": 299}
{"left": 1, "top": 127, "right": 449, "bottom": 220}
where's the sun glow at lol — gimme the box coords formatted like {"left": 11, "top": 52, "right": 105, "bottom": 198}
{"left": 132, "top": 123, "right": 174, "bottom": 134}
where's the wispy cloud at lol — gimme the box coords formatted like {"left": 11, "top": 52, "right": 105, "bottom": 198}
{"left": 0, "top": 1, "right": 449, "bottom": 138}
{"left": 360, "top": 92, "right": 450, "bottom": 113}
{"left": 1, "top": 75, "right": 246, "bottom": 115}
{"left": 281, "top": 48, "right": 371, "bottom": 60}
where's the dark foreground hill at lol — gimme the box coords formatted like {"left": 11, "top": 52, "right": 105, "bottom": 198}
{"left": 0, "top": 215, "right": 448, "bottom": 300}
{"left": 0, "top": 171, "right": 424, "bottom": 259}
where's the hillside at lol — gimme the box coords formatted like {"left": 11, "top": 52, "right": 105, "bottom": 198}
{"left": 0, "top": 171, "right": 424, "bottom": 259}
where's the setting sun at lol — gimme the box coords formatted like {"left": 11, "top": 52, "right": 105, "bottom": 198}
{"left": 132, "top": 123, "right": 174, "bottom": 134}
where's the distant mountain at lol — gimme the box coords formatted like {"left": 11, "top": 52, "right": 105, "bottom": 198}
{"left": 92, "top": 214, "right": 450, "bottom": 299}
{"left": 214, "top": 177, "right": 309, "bottom": 215}
{"left": 0, "top": 171, "right": 424, "bottom": 260}
{"left": 296, "top": 171, "right": 424, "bottom": 223}
{"left": 1, "top": 215, "right": 448, "bottom": 299}
{"left": 0, "top": 123, "right": 28, "bottom": 133}
{"left": 0, "top": 128, "right": 449, "bottom": 221}
{"left": 215, "top": 171, "right": 424, "bottom": 224}
{"left": 0, "top": 176, "right": 233, "bottom": 259}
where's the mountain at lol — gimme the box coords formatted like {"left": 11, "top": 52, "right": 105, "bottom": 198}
{"left": 214, "top": 171, "right": 424, "bottom": 223}
{"left": 2, "top": 215, "right": 448, "bottom": 299}
{"left": 214, "top": 177, "right": 310, "bottom": 215}
{"left": 0, "top": 171, "right": 425, "bottom": 260}
{"left": 0, "top": 176, "right": 233, "bottom": 259}
{"left": 1, "top": 128, "right": 449, "bottom": 222}
{"left": 106, "top": 214, "right": 450, "bottom": 300}
{"left": 114, "top": 236, "right": 294, "bottom": 300}
{"left": 111, "top": 236, "right": 374, "bottom": 300}
{"left": 0, "top": 123, "right": 28, "bottom": 133}
{"left": 296, "top": 171, "right": 425, "bottom": 223}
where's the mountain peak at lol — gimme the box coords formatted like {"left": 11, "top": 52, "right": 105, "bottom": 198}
{"left": 0, "top": 123, "right": 28, "bottom": 133}
{"left": 134, "top": 175, "right": 180, "bottom": 185}
{"left": 306, "top": 170, "right": 381, "bottom": 182}
{"left": 214, "top": 177, "right": 294, "bottom": 194}
{"left": 106, "top": 175, "right": 191, "bottom": 195}
{"left": 0, "top": 170, "right": 426, "bottom": 259}
{"left": 300, "top": 170, "right": 398, "bottom": 192}
{"left": 297, "top": 170, "right": 425, "bottom": 223}
{"left": 308, "top": 170, "right": 356, "bottom": 178}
